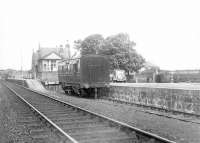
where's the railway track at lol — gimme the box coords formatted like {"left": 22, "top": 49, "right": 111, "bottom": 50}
{"left": 99, "top": 97, "right": 200, "bottom": 124}
{"left": 1, "top": 82, "right": 64, "bottom": 142}
{"left": 4, "top": 82, "right": 176, "bottom": 143}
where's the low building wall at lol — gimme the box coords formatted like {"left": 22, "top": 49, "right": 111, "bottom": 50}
{"left": 38, "top": 72, "right": 59, "bottom": 82}
{"left": 108, "top": 84, "right": 200, "bottom": 115}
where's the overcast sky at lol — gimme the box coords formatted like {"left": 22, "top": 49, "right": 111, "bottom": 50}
{"left": 1, "top": 0, "right": 200, "bottom": 70}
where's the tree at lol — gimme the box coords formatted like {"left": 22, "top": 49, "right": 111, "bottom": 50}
{"left": 73, "top": 39, "right": 82, "bottom": 51}
{"left": 100, "top": 33, "right": 145, "bottom": 74}
{"left": 74, "top": 33, "right": 145, "bottom": 77}
{"left": 76, "top": 34, "right": 105, "bottom": 55}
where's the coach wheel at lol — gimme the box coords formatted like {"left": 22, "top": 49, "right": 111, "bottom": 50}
{"left": 64, "top": 87, "right": 73, "bottom": 95}
{"left": 80, "top": 89, "right": 87, "bottom": 97}
{"left": 64, "top": 90, "right": 70, "bottom": 95}
{"left": 86, "top": 88, "right": 96, "bottom": 98}
{"left": 69, "top": 88, "right": 75, "bottom": 96}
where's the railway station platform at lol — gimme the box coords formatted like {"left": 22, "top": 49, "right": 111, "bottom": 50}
{"left": 108, "top": 83, "right": 200, "bottom": 115}
{"left": 26, "top": 79, "right": 48, "bottom": 93}
{"left": 110, "top": 82, "right": 200, "bottom": 90}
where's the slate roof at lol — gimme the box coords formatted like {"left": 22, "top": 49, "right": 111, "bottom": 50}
{"left": 41, "top": 51, "right": 62, "bottom": 59}
{"left": 35, "top": 47, "right": 68, "bottom": 59}
{"left": 32, "top": 47, "right": 70, "bottom": 67}
{"left": 38, "top": 48, "right": 65, "bottom": 59}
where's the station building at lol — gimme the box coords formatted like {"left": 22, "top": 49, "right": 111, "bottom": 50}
{"left": 32, "top": 44, "right": 70, "bottom": 85}
{"left": 134, "top": 62, "right": 160, "bottom": 83}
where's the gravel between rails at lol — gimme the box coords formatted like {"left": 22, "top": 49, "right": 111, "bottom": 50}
{"left": 0, "top": 82, "right": 63, "bottom": 143}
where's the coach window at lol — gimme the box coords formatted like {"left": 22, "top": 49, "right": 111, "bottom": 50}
{"left": 77, "top": 60, "right": 80, "bottom": 73}
{"left": 73, "top": 63, "right": 78, "bottom": 73}
{"left": 44, "top": 64, "right": 47, "bottom": 71}
{"left": 67, "top": 64, "right": 70, "bottom": 73}
{"left": 70, "top": 64, "right": 73, "bottom": 73}
{"left": 65, "top": 64, "right": 68, "bottom": 73}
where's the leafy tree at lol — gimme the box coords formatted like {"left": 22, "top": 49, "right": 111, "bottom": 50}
{"left": 73, "top": 39, "right": 82, "bottom": 51}
{"left": 74, "top": 33, "right": 145, "bottom": 77}
{"left": 100, "top": 33, "right": 145, "bottom": 73}
{"left": 76, "top": 34, "right": 105, "bottom": 55}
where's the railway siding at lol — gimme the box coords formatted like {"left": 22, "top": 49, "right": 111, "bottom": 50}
{"left": 5, "top": 82, "right": 175, "bottom": 143}
{"left": 5, "top": 80, "right": 200, "bottom": 142}
{"left": 8, "top": 78, "right": 200, "bottom": 115}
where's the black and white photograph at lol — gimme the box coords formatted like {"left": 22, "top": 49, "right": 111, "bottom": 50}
{"left": 0, "top": 0, "right": 200, "bottom": 142}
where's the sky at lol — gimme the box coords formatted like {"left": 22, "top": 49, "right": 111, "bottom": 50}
{"left": 0, "top": 0, "right": 200, "bottom": 70}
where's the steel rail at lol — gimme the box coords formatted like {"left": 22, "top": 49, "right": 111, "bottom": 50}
{"left": 11, "top": 82, "right": 176, "bottom": 143}
{"left": 3, "top": 83, "right": 79, "bottom": 143}
{"left": 100, "top": 98, "right": 200, "bottom": 124}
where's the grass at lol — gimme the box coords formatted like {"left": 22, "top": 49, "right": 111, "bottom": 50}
{"left": 0, "top": 92, "right": 32, "bottom": 143}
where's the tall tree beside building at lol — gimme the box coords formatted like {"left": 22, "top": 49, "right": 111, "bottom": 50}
{"left": 76, "top": 34, "right": 105, "bottom": 55}
{"left": 100, "top": 33, "right": 145, "bottom": 73}
{"left": 74, "top": 33, "right": 145, "bottom": 74}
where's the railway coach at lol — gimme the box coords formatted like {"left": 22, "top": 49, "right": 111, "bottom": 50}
{"left": 58, "top": 54, "right": 110, "bottom": 98}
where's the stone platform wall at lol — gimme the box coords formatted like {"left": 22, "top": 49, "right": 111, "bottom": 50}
{"left": 108, "top": 86, "right": 200, "bottom": 115}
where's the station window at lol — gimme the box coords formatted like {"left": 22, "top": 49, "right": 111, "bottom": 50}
{"left": 51, "top": 60, "right": 56, "bottom": 71}
{"left": 44, "top": 64, "right": 47, "bottom": 71}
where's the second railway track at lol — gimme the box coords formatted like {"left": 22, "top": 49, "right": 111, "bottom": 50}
{"left": 4, "top": 82, "right": 176, "bottom": 143}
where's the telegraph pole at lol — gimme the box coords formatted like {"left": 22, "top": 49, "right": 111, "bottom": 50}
{"left": 20, "top": 47, "right": 24, "bottom": 86}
